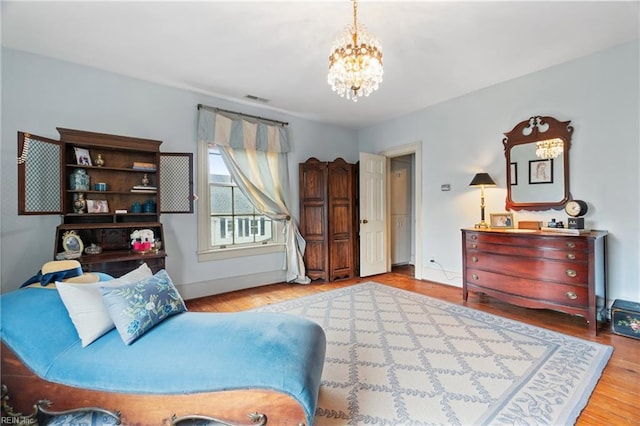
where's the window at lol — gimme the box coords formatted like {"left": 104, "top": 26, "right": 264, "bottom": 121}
{"left": 198, "top": 145, "right": 283, "bottom": 261}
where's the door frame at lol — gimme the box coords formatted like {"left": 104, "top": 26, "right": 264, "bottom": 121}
{"left": 381, "top": 141, "right": 423, "bottom": 279}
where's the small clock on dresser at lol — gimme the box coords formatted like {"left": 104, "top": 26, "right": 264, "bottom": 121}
{"left": 565, "top": 199, "right": 588, "bottom": 229}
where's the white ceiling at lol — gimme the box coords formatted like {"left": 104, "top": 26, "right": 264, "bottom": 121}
{"left": 2, "top": 1, "right": 639, "bottom": 129}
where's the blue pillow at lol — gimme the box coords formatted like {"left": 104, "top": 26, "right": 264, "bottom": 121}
{"left": 101, "top": 269, "right": 187, "bottom": 345}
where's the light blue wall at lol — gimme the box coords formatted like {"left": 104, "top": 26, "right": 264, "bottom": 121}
{"left": 358, "top": 40, "right": 640, "bottom": 303}
{"left": 0, "top": 48, "right": 358, "bottom": 295}
{"left": 2, "top": 41, "right": 639, "bottom": 304}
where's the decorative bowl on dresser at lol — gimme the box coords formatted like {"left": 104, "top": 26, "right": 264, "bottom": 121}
{"left": 461, "top": 228, "right": 608, "bottom": 335}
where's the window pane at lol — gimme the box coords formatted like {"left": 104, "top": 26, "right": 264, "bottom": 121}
{"left": 211, "top": 216, "right": 234, "bottom": 246}
{"left": 235, "top": 216, "right": 250, "bottom": 244}
{"left": 210, "top": 185, "right": 232, "bottom": 215}
{"left": 234, "top": 189, "right": 254, "bottom": 215}
{"left": 208, "top": 147, "right": 231, "bottom": 184}
{"left": 254, "top": 217, "right": 273, "bottom": 243}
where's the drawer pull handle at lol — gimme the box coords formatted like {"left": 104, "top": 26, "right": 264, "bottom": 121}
{"left": 472, "top": 274, "right": 479, "bottom": 280}
{"left": 566, "top": 242, "right": 576, "bottom": 248}
{"left": 470, "top": 235, "right": 478, "bottom": 240}
{"left": 567, "top": 253, "right": 576, "bottom": 260}
{"left": 566, "top": 269, "right": 577, "bottom": 278}
{"left": 471, "top": 243, "right": 477, "bottom": 249}
{"left": 565, "top": 291, "right": 578, "bottom": 300}
{"left": 472, "top": 256, "right": 478, "bottom": 263}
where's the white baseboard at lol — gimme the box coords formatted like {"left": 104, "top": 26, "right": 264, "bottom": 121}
{"left": 177, "top": 269, "right": 288, "bottom": 300}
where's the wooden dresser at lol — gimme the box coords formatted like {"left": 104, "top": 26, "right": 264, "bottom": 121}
{"left": 461, "top": 228, "right": 608, "bottom": 334}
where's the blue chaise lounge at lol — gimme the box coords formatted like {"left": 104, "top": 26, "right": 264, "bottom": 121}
{"left": 1, "top": 285, "right": 326, "bottom": 425}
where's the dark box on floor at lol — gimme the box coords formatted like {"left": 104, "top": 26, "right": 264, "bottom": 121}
{"left": 611, "top": 299, "right": 640, "bottom": 340}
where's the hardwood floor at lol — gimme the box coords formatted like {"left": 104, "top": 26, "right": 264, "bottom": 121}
{"left": 391, "top": 263, "right": 414, "bottom": 276}
{"left": 185, "top": 272, "right": 640, "bottom": 425}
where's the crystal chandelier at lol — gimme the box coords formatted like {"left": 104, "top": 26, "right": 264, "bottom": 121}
{"left": 535, "top": 138, "right": 564, "bottom": 159}
{"left": 327, "top": 0, "right": 383, "bottom": 102}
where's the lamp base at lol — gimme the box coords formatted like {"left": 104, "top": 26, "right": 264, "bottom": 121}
{"left": 474, "top": 221, "right": 490, "bottom": 229}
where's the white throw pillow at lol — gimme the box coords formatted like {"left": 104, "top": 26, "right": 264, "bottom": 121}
{"left": 56, "top": 263, "right": 153, "bottom": 347}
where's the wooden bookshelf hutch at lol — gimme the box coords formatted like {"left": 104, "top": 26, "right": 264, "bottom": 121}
{"left": 17, "top": 128, "right": 193, "bottom": 277}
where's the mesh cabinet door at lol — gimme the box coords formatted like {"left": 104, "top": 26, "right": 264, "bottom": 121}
{"left": 17, "top": 132, "right": 63, "bottom": 215}
{"left": 159, "top": 153, "right": 194, "bottom": 213}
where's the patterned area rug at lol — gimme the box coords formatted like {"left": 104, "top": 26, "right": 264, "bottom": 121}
{"left": 253, "top": 282, "right": 612, "bottom": 426}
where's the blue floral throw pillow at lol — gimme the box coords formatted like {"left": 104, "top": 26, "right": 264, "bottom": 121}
{"left": 101, "top": 269, "right": 187, "bottom": 345}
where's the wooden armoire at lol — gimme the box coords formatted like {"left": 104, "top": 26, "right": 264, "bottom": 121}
{"left": 299, "top": 157, "right": 359, "bottom": 281}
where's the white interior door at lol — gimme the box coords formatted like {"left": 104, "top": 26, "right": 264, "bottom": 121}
{"left": 359, "top": 152, "right": 387, "bottom": 276}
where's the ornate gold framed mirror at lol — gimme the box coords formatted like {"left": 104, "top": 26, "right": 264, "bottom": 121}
{"left": 503, "top": 116, "right": 572, "bottom": 211}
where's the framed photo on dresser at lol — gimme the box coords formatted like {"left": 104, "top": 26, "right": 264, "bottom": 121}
{"left": 490, "top": 213, "right": 514, "bottom": 228}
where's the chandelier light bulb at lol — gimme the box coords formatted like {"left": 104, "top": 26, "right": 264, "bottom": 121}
{"left": 535, "top": 138, "right": 564, "bottom": 159}
{"left": 328, "top": 0, "right": 383, "bottom": 102}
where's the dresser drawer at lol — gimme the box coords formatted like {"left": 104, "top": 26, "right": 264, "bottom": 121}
{"left": 465, "top": 251, "right": 588, "bottom": 285}
{"left": 466, "top": 268, "right": 589, "bottom": 308}
{"left": 466, "top": 231, "right": 588, "bottom": 251}
{"left": 466, "top": 241, "right": 589, "bottom": 262}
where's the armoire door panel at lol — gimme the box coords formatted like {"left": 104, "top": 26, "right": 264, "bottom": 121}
{"left": 304, "top": 242, "right": 327, "bottom": 267}
{"left": 300, "top": 158, "right": 327, "bottom": 201}
{"left": 304, "top": 241, "right": 328, "bottom": 280}
{"left": 331, "top": 240, "right": 353, "bottom": 281}
{"left": 330, "top": 205, "right": 351, "bottom": 235}
{"left": 328, "top": 159, "right": 352, "bottom": 197}
{"left": 302, "top": 173, "right": 326, "bottom": 200}
{"left": 328, "top": 175, "right": 350, "bottom": 198}
{"left": 302, "top": 205, "right": 326, "bottom": 237}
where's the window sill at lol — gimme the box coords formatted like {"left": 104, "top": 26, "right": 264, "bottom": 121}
{"left": 197, "top": 243, "right": 285, "bottom": 262}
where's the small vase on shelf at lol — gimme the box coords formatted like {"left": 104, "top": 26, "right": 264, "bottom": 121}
{"left": 69, "top": 168, "right": 90, "bottom": 191}
{"left": 73, "top": 193, "right": 86, "bottom": 214}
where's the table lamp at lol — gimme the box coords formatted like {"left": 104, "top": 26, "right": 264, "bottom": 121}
{"left": 469, "top": 173, "right": 496, "bottom": 229}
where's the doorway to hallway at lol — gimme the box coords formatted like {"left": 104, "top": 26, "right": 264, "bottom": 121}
{"left": 382, "top": 141, "right": 422, "bottom": 280}
{"left": 390, "top": 154, "right": 414, "bottom": 271}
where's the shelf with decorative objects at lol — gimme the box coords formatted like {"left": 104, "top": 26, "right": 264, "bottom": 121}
{"left": 17, "top": 128, "right": 193, "bottom": 278}
{"left": 54, "top": 222, "right": 166, "bottom": 276}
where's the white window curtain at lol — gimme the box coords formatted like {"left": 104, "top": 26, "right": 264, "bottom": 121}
{"left": 197, "top": 106, "right": 310, "bottom": 284}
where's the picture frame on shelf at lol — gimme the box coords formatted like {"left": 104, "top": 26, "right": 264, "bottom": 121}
{"left": 86, "top": 199, "right": 109, "bottom": 213}
{"left": 74, "top": 147, "right": 92, "bottom": 166}
{"left": 528, "top": 159, "right": 553, "bottom": 184}
{"left": 490, "top": 213, "right": 514, "bottom": 228}
{"left": 61, "top": 230, "right": 84, "bottom": 254}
